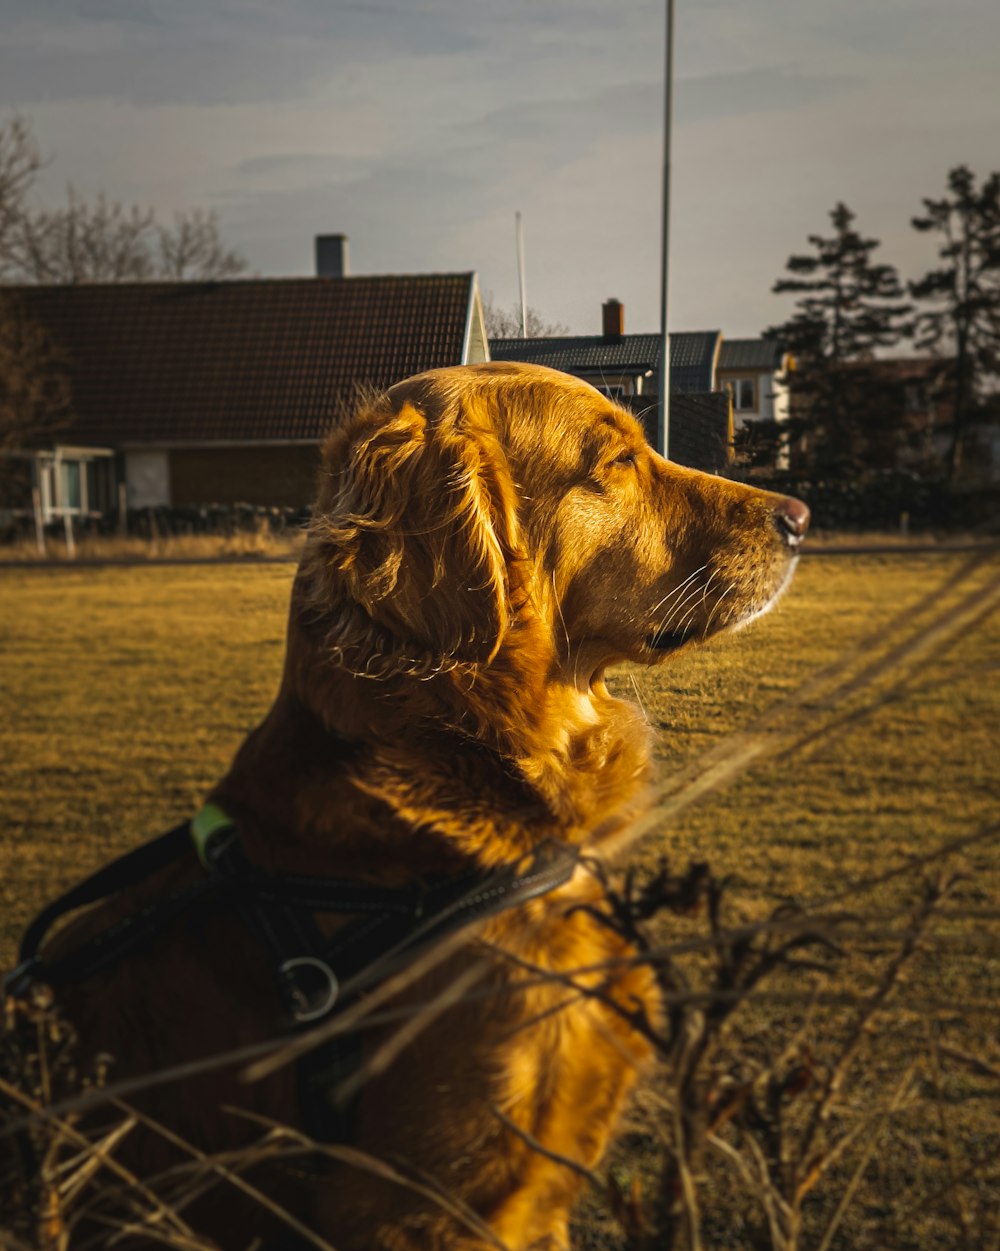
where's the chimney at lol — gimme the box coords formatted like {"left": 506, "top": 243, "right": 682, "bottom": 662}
{"left": 315, "top": 234, "right": 350, "bottom": 278}
{"left": 602, "top": 298, "right": 624, "bottom": 339}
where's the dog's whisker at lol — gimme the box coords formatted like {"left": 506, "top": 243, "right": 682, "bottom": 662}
{"left": 703, "top": 583, "right": 737, "bottom": 636}
{"left": 663, "top": 576, "right": 712, "bottom": 628}
{"left": 627, "top": 671, "right": 650, "bottom": 723}
{"left": 654, "top": 570, "right": 717, "bottom": 638}
{"left": 646, "top": 564, "right": 708, "bottom": 619}
{"left": 646, "top": 566, "right": 705, "bottom": 619}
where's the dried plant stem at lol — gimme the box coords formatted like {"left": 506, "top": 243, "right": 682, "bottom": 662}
{"left": 490, "top": 1106, "right": 602, "bottom": 1188}
{"left": 814, "top": 1059, "right": 920, "bottom": 1251}
{"left": 0, "top": 1076, "right": 200, "bottom": 1249}
{"left": 104, "top": 1099, "right": 338, "bottom": 1251}
{"left": 228, "top": 1110, "right": 510, "bottom": 1251}
{"left": 795, "top": 878, "right": 954, "bottom": 1202}
{"left": 926, "top": 1023, "right": 976, "bottom": 1250}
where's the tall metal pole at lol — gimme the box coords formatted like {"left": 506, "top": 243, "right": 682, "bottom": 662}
{"left": 658, "top": 0, "right": 675, "bottom": 458}
{"left": 515, "top": 211, "right": 528, "bottom": 338}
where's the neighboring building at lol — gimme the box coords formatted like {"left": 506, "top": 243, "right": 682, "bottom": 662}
{"left": 716, "top": 339, "right": 791, "bottom": 429}
{"left": 858, "top": 355, "right": 1000, "bottom": 479}
{"left": 780, "top": 354, "right": 998, "bottom": 481}
{"left": 865, "top": 356, "right": 999, "bottom": 482}
{"left": 666, "top": 392, "right": 733, "bottom": 475}
{"left": 716, "top": 338, "right": 794, "bottom": 472}
{"left": 489, "top": 298, "right": 728, "bottom": 467}
{"left": 669, "top": 328, "right": 722, "bottom": 395}
{"left": 2, "top": 235, "right": 488, "bottom": 518}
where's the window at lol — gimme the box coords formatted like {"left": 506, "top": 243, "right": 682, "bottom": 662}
{"left": 729, "top": 377, "right": 757, "bottom": 411}
{"left": 59, "top": 459, "right": 82, "bottom": 511}
{"left": 904, "top": 382, "right": 928, "bottom": 413}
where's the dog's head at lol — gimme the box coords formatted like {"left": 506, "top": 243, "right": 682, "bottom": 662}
{"left": 294, "top": 362, "right": 807, "bottom": 704}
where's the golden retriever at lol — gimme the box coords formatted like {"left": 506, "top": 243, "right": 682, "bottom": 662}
{"left": 46, "top": 362, "right": 808, "bottom": 1249}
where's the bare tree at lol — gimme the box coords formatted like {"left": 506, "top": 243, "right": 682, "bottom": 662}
{"left": 482, "top": 295, "right": 569, "bottom": 339}
{"left": 9, "top": 188, "right": 156, "bottom": 284}
{"left": 155, "top": 208, "right": 247, "bottom": 281}
{"left": 0, "top": 294, "right": 72, "bottom": 496}
{"left": 0, "top": 115, "right": 43, "bottom": 275}
{"left": 0, "top": 115, "right": 247, "bottom": 285}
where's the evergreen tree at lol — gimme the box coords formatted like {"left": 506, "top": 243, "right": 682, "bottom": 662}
{"left": 910, "top": 165, "right": 1000, "bottom": 479}
{"left": 765, "top": 203, "right": 912, "bottom": 476}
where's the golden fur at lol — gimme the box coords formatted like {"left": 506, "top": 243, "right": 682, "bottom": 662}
{"left": 54, "top": 362, "right": 807, "bottom": 1249}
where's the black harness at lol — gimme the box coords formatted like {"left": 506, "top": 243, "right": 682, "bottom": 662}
{"left": 5, "top": 808, "right": 579, "bottom": 1141}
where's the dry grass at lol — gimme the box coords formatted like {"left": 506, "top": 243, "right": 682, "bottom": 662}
{"left": 0, "top": 552, "right": 998, "bottom": 1248}
{"left": 0, "top": 528, "right": 304, "bottom": 564}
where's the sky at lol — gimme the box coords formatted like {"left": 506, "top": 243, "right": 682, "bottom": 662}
{"left": 1, "top": 0, "right": 999, "bottom": 338}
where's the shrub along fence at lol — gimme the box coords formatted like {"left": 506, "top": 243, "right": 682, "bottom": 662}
{"left": 744, "top": 474, "right": 1000, "bottom": 533}
{"left": 1, "top": 502, "right": 312, "bottom": 549}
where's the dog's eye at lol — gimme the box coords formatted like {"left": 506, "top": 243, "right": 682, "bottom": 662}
{"left": 609, "top": 451, "right": 637, "bottom": 469}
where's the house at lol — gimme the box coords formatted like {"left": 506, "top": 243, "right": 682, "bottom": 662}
{"left": 716, "top": 339, "right": 791, "bottom": 429}
{"left": 489, "top": 299, "right": 730, "bottom": 470}
{"left": 778, "top": 353, "right": 998, "bottom": 481}
{"left": 715, "top": 338, "right": 794, "bottom": 472}
{"left": 858, "top": 355, "right": 999, "bottom": 480}
{"left": 2, "top": 235, "right": 488, "bottom": 519}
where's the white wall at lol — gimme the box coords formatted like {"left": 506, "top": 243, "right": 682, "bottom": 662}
{"left": 126, "top": 450, "right": 171, "bottom": 508}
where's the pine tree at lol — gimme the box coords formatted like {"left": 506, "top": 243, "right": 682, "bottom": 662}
{"left": 766, "top": 203, "right": 912, "bottom": 476}
{"left": 910, "top": 165, "right": 1000, "bottom": 480}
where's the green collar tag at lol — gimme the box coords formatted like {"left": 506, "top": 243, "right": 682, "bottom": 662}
{"left": 190, "top": 803, "right": 236, "bottom": 870}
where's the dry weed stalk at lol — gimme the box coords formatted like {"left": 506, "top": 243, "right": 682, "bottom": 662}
{"left": 561, "top": 855, "right": 1000, "bottom": 1251}
{"left": 0, "top": 989, "right": 220, "bottom": 1251}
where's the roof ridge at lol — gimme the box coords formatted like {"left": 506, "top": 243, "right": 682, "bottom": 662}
{"left": 10, "top": 272, "right": 476, "bottom": 296}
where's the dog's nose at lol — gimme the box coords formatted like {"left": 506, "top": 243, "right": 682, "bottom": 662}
{"left": 774, "top": 496, "right": 810, "bottom": 546}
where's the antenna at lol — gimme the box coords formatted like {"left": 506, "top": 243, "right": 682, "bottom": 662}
{"left": 515, "top": 211, "right": 528, "bottom": 337}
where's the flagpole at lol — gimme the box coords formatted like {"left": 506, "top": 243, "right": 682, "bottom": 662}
{"left": 658, "top": 0, "right": 675, "bottom": 458}
{"left": 515, "top": 211, "right": 528, "bottom": 338}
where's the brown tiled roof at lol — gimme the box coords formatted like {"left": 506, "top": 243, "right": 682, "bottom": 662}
{"left": 10, "top": 275, "right": 475, "bottom": 445}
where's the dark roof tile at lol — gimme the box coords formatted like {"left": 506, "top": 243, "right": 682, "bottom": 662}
{"left": 489, "top": 330, "right": 721, "bottom": 392}
{"left": 11, "top": 275, "right": 474, "bottom": 445}
{"left": 718, "top": 338, "right": 783, "bottom": 371}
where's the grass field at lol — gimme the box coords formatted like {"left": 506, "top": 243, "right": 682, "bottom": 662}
{"left": 1, "top": 552, "right": 999, "bottom": 1247}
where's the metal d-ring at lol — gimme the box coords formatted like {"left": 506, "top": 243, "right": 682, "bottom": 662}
{"left": 279, "top": 956, "right": 340, "bottom": 1023}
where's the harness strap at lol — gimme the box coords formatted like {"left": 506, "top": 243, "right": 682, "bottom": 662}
{"left": 8, "top": 822, "right": 195, "bottom": 995}
{"left": 5, "top": 811, "right": 581, "bottom": 1144}
{"left": 330, "top": 838, "right": 583, "bottom": 1000}
{"left": 8, "top": 814, "right": 580, "bottom": 1018}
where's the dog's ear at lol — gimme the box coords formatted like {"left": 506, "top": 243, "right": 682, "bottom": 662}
{"left": 303, "top": 393, "right": 522, "bottom": 673}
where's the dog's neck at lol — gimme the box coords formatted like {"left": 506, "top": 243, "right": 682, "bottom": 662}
{"left": 214, "top": 619, "right": 653, "bottom": 867}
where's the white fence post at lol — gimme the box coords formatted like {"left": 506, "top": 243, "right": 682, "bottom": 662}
{"left": 32, "top": 487, "right": 45, "bottom": 556}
